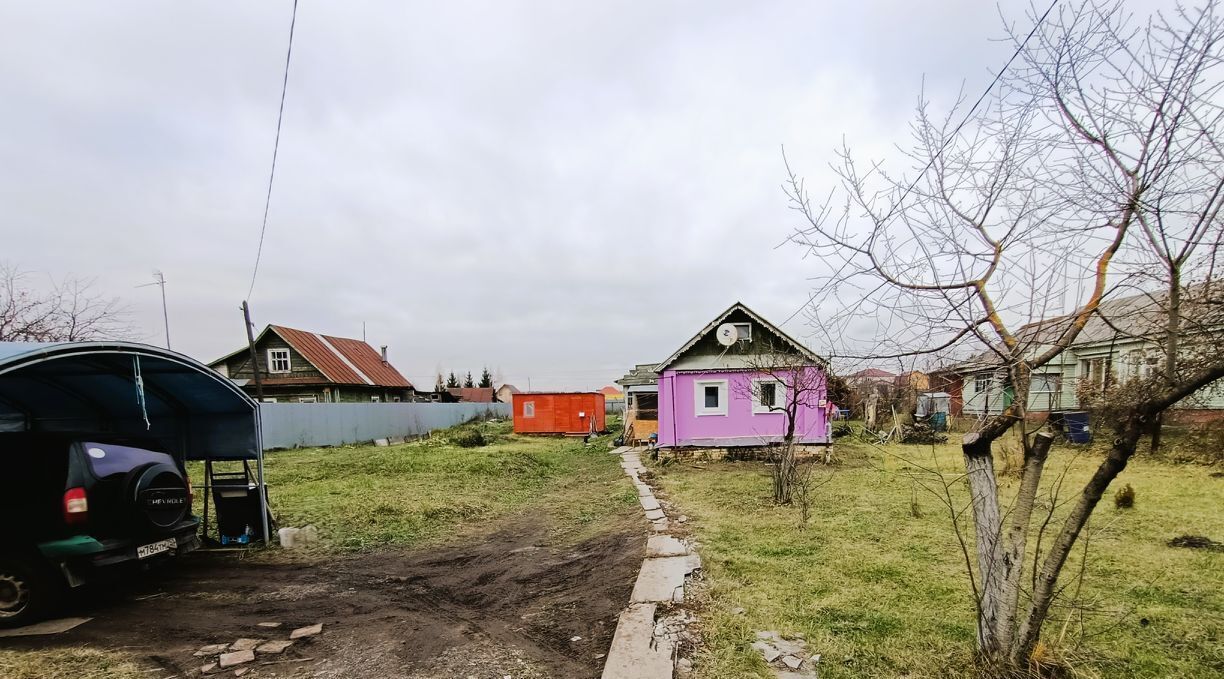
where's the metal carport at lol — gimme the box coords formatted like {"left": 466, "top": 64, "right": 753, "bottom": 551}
{"left": 0, "top": 341, "right": 268, "bottom": 541}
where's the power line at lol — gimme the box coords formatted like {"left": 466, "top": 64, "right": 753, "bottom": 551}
{"left": 781, "top": 0, "right": 1060, "bottom": 329}
{"left": 247, "top": 0, "right": 300, "bottom": 302}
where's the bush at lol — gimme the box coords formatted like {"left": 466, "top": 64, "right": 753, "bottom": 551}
{"left": 450, "top": 427, "right": 487, "bottom": 448}
{"left": 1115, "top": 483, "right": 1136, "bottom": 509}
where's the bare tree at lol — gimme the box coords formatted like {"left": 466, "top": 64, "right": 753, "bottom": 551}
{"left": 785, "top": 0, "right": 1224, "bottom": 671}
{"left": 733, "top": 343, "right": 829, "bottom": 504}
{"left": 0, "top": 262, "right": 132, "bottom": 342}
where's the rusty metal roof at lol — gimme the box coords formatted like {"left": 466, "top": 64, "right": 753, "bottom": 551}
{"left": 446, "top": 387, "right": 495, "bottom": 402}
{"left": 269, "top": 325, "right": 413, "bottom": 388}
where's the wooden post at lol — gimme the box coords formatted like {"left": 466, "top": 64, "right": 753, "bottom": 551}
{"left": 242, "top": 300, "right": 264, "bottom": 401}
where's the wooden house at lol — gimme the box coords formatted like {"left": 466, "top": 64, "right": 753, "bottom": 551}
{"left": 210, "top": 325, "right": 414, "bottom": 403}
{"left": 651, "top": 302, "right": 831, "bottom": 450}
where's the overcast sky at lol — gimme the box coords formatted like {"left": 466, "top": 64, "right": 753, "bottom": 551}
{"left": 0, "top": 1, "right": 1158, "bottom": 390}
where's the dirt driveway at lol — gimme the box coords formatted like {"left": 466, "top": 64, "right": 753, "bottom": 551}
{"left": 4, "top": 519, "right": 643, "bottom": 678}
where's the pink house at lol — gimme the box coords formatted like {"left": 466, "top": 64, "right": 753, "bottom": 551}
{"left": 655, "top": 302, "right": 831, "bottom": 449}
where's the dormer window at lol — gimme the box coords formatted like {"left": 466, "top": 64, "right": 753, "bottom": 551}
{"left": 267, "top": 348, "right": 291, "bottom": 373}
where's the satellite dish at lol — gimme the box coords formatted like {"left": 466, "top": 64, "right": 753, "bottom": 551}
{"left": 716, "top": 323, "right": 738, "bottom": 346}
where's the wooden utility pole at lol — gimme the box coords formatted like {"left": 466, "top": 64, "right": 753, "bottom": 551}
{"left": 242, "top": 300, "right": 264, "bottom": 400}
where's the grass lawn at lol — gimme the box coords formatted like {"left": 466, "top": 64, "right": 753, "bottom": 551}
{"left": 193, "top": 418, "right": 639, "bottom": 552}
{"left": 652, "top": 434, "right": 1224, "bottom": 678}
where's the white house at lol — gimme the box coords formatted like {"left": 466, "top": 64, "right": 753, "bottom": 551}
{"left": 947, "top": 288, "right": 1224, "bottom": 423}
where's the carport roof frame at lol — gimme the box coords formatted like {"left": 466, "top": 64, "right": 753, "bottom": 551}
{"left": 0, "top": 340, "right": 262, "bottom": 461}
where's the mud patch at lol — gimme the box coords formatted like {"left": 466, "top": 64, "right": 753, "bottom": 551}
{"left": 1168, "top": 534, "right": 1224, "bottom": 552}
{"left": 0, "top": 520, "right": 643, "bottom": 678}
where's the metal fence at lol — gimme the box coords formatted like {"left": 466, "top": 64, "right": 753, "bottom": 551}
{"left": 259, "top": 402, "right": 510, "bottom": 450}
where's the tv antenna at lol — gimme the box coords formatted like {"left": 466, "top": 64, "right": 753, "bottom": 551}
{"left": 136, "top": 270, "right": 171, "bottom": 349}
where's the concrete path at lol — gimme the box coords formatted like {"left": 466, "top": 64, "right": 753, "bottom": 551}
{"left": 601, "top": 447, "right": 699, "bottom": 679}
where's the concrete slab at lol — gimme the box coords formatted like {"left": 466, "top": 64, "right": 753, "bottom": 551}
{"left": 256, "top": 639, "right": 294, "bottom": 654}
{"left": 0, "top": 617, "right": 91, "bottom": 637}
{"left": 218, "top": 650, "right": 254, "bottom": 668}
{"left": 752, "top": 640, "right": 782, "bottom": 663}
{"left": 651, "top": 519, "right": 670, "bottom": 533}
{"left": 636, "top": 485, "right": 653, "bottom": 497}
{"left": 600, "top": 603, "right": 674, "bottom": 679}
{"left": 631, "top": 556, "right": 690, "bottom": 603}
{"left": 230, "top": 638, "right": 261, "bottom": 651}
{"left": 289, "top": 623, "right": 323, "bottom": 639}
{"left": 686, "top": 552, "right": 703, "bottom": 572}
{"left": 639, "top": 496, "right": 660, "bottom": 512}
{"left": 644, "top": 508, "right": 666, "bottom": 521}
{"left": 646, "top": 535, "right": 688, "bottom": 558}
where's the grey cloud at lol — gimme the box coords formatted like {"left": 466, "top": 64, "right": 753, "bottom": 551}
{"left": 0, "top": 1, "right": 1176, "bottom": 388}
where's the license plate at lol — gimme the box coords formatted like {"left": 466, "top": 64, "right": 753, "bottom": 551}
{"left": 137, "top": 538, "right": 177, "bottom": 559}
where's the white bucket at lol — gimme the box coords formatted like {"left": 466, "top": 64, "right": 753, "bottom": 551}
{"left": 278, "top": 527, "right": 300, "bottom": 548}
{"left": 299, "top": 525, "right": 319, "bottom": 545}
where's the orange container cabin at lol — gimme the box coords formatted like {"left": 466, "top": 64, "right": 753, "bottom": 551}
{"left": 512, "top": 392, "right": 606, "bottom": 435}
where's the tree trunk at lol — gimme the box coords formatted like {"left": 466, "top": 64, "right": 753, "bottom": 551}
{"left": 962, "top": 432, "right": 1005, "bottom": 658}
{"left": 996, "top": 432, "right": 1054, "bottom": 652}
{"left": 1011, "top": 417, "right": 1145, "bottom": 664}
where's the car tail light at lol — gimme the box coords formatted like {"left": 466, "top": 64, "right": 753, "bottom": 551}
{"left": 63, "top": 487, "right": 88, "bottom": 525}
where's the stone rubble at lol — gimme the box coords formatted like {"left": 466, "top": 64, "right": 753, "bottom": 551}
{"left": 751, "top": 630, "right": 821, "bottom": 678}
{"left": 289, "top": 623, "right": 324, "bottom": 639}
{"left": 218, "top": 649, "right": 255, "bottom": 668}
{"left": 229, "top": 638, "right": 261, "bottom": 651}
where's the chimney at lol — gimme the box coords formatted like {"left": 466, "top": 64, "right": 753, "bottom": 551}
{"left": 380, "top": 345, "right": 388, "bottom": 364}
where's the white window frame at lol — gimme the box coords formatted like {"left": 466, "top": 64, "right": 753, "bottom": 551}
{"left": 752, "top": 378, "right": 786, "bottom": 414}
{"left": 733, "top": 323, "right": 752, "bottom": 341}
{"left": 694, "top": 379, "right": 728, "bottom": 416}
{"left": 974, "top": 373, "right": 993, "bottom": 394}
{"left": 298, "top": 396, "right": 318, "bottom": 403}
{"left": 1030, "top": 374, "right": 1057, "bottom": 394}
{"left": 524, "top": 401, "right": 535, "bottom": 418}
{"left": 267, "top": 348, "right": 292, "bottom": 374}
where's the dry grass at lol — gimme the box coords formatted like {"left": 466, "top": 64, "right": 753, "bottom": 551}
{"left": 652, "top": 434, "right": 1224, "bottom": 678}
{"left": 0, "top": 647, "right": 143, "bottom": 679}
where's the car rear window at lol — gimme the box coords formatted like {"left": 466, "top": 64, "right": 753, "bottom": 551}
{"left": 84, "top": 441, "right": 175, "bottom": 478}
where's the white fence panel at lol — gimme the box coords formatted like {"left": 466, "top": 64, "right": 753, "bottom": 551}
{"left": 259, "top": 402, "right": 510, "bottom": 450}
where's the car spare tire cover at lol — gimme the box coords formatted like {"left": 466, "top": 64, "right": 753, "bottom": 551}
{"left": 128, "top": 462, "right": 189, "bottom": 530}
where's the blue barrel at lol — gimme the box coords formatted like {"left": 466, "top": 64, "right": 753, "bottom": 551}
{"left": 1062, "top": 411, "right": 1091, "bottom": 443}
{"left": 929, "top": 412, "right": 947, "bottom": 432}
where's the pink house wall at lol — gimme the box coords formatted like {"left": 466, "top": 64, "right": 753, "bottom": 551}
{"left": 657, "top": 368, "right": 829, "bottom": 447}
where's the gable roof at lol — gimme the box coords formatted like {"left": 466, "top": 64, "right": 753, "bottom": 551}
{"left": 447, "top": 387, "right": 495, "bottom": 402}
{"left": 655, "top": 301, "right": 826, "bottom": 372}
{"left": 938, "top": 283, "right": 1223, "bottom": 374}
{"left": 616, "top": 363, "right": 661, "bottom": 387}
{"left": 211, "top": 325, "right": 413, "bottom": 389}
{"left": 848, "top": 368, "right": 896, "bottom": 379}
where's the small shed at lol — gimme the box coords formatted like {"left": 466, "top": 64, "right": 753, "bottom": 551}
{"left": 513, "top": 392, "right": 605, "bottom": 435}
